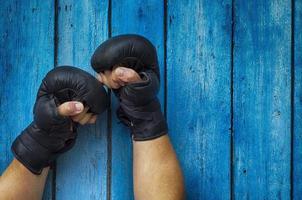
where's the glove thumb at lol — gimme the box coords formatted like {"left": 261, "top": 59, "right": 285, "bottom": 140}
{"left": 57, "top": 101, "right": 84, "bottom": 116}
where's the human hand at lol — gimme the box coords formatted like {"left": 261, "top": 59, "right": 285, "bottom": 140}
{"left": 57, "top": 101, "right": 97, "bottom": 125}
{"left": 97, "top": 66, "right": 142, "bottom": 89}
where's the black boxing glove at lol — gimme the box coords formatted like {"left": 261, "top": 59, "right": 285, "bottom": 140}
{"left": 11, "top": 66, "right": 108, "bottom": 174}
{"left": 91, "top": 34, "right": 167, "bottom": 141}
{"left": 116, "top": 71, "right": 168, "bottom": 141}
{"left": 91, "top": 34, "right": 160, "bottom": 78}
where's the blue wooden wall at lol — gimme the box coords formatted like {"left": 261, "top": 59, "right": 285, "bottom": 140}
{"left": 0, "top": 0, "right": 301, "bottom": 199}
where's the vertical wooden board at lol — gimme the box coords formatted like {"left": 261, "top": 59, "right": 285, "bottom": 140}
{"left": 55, "top": 1, "right": 109, "bottom": 199}
{"left": 0, "top": 1, "right": 55, "bottom": 199}
{"left": 42, "top": 172, "right": 54, "bottom": 200}
{"left": 233, "top": 0, "right": 291, "bottom": 199}
{"left": 294, "top": 0, "right": 302, "bottom": 199}
{"left": 111, "top": 0, "right": 165, "bottom": 103}
{"left": 167, "top": 1, "right": 231, "bottom": 199}
{"left": 111, "top": 0, "right": 164, "bottom": 199}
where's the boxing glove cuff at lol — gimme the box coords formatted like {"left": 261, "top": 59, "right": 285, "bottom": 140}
{"left": 12, "top": 124, "right": 54, "bottom": 174}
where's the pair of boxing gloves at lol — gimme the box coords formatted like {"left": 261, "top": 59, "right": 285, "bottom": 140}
{"left": 11, "top": 35, "right": 168, "bottom": 175}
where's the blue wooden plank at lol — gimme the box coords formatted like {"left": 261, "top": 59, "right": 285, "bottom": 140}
{"left": 0, "top": 2, "right": 54, "bottom": 199}
{"left": 54, "top": 1, "right": 109, "bottom": 199}
{"left": 111, "top": 0, "right": 164, "bottom": 199}
{"left": 167, "top": 1, "right": 232, "bottom": 199}
{"left": 233, "top": 0, "right": 291, "bottom": 199}
{"left": 42, "top": 171, "right": 54, "bottom": 200}
{"left": 0, "top": 1, "right": 55, "bottom": 199}
{"left": 293, "top": 0, "right": 302, "bottom": 199}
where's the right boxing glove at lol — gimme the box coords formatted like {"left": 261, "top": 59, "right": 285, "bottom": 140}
{"left": 91, "top": 34, "right": 160, "bottom": 78}
{"left": 11, "top": 66, "right": 108, "bottom": 174}
{"left": 116, "top": 70, "right": 168, "bottom": 141}
{"left": 91, "top": 35, "right": 167, "bottom": 141}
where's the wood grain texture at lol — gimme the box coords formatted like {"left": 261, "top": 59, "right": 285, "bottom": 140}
{"left": 233, "top": 0, "right": 291, "bottom": 199}
{"left": 293, "top": 0, "right": 302, "bottom": 199}
{"left": 54, "top": 1, "right": 109, "bottom": 199}
{"left": 0, "top": 1, "right": 55, "bottom": 199}
{"left": 0, "top": 1, "right": 300, "bottom": 199}
{"left": 167, "top": 1, "right": 232, "bottom": 199}
{"left": 111, "top": 0, "right": 164, "bottom": 199}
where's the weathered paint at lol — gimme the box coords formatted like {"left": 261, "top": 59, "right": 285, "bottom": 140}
{"left": 0, "top": 0, "right": 301, "bottom": 200}
{"left": 233, "top": 0, "right": 291, "bottom": 199}
{"left": 0, "top": 1, "right": 55, "bottom": 199}
{"left": 167, "top": 0, "right": 232, "bottom": 199}
{"left": 294, "top": 0, "right": 302, "bottom": 199}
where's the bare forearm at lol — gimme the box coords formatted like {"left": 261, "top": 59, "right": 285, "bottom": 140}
{"left": 133, "top": 135, "right": 184, "bottom": 200}
{"left": 0, "top": 159, "right": 49, "bottom": 200}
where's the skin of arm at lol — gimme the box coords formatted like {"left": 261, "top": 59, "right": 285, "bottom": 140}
{"left": 133, "top": 135, "right": 184, "bottom": 200}
{"left": 99, "top": 67, "right": 185, "bottom": 200}
{"left": 0, "top": 101, "right": 95, "bottom": 200}
{"left": 0, "top": 159, "right": 49, "bottom": 200}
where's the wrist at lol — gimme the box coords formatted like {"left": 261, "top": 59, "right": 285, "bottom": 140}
{"left": 11, "top": 159, "right": 50, "bottom": 176}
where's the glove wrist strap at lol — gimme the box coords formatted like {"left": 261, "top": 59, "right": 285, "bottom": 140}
{"left": 11, "top": 125, "right": 52, "bottom": 175}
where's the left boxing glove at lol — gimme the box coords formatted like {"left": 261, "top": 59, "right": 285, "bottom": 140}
{"left": 11, "top": 66, "right": 108, "bottom": 175}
